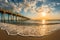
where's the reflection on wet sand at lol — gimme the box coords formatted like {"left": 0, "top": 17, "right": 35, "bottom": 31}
{"left": 40, "top": 25, "right": 47, "bottom": 36}
{"left": 39, "top": 20, "right": 50, "bottom": 36}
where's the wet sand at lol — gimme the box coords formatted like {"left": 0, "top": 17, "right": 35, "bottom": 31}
{"left": 0, "top": 28, "right": 60, "bottom": 40}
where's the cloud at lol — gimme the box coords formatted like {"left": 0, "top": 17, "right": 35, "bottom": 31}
{"left": 56, "top": 3, "right": 60, "bottom": 5}
{"left": 37, "top": 0, "right": 46, "bottom": 2}
{"left": 0, "top": 0, "right": 58, "bottom": 15}
{"left": 0, "top": 0, "right": 48, "bottom": 14}
{"left": 47, "top": 2, "right": 60, "bottom": 12}
{"left": 5, "top": 0, "right": 8, "bottom": 3}
{"left": 23, "top": 0, "right": 56, "bottom": 14}
{"left": 23, "top": 0, "right": 37, "bottom": 13}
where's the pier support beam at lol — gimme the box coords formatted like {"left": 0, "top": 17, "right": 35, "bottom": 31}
{"left": 1, "top": 13, "right": 2, "bottom": 22}
{"left": 11, "top": 15, "right": 13, "bottom": 23}
{"left": 8, "top": 14, "right": 10, "bottom": 22}
{"left": 0, "top": 13, "right": 1, "bottom": 22}
{"left": 1, "top": 13, "right": 5, "bottom": 23}
{"left": 16, "top": 16, "right": 17, "bottom": 23}
{"left": 13, "top": 15, "right": 14, "bottom": 23}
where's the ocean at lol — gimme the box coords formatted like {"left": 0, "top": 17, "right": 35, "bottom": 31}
{"left": 0, "top": 20, "right": 60, "bottom": 37}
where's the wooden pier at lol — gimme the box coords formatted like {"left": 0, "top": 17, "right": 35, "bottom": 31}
{"left": 0, "top": 8, "right": 30, "bottom": 23}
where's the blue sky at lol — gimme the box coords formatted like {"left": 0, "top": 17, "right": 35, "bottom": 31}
{"left": 0, "top": 0, "right": 60, "bottom": 20}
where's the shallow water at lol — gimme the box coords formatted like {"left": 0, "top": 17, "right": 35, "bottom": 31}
{"left": 0, "top": 20, "right": 60, "bottom": 36}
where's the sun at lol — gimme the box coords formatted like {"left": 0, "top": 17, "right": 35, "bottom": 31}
{"left": 41, "top": 12, "right": 46, "bottom": 17}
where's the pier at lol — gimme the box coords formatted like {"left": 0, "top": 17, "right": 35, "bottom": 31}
{"left": 0, "top": 8, "right": 30, "bottom": 23}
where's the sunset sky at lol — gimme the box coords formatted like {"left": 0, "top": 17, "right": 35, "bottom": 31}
{"left": 0, "top": 0, "right": 60, "bottom": 20}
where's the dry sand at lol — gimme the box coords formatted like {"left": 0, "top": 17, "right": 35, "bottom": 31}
{"left": 0, "top": 28, "right": 60, "bottom": 40}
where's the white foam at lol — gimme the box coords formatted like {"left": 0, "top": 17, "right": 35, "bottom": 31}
{"left": 0, "top": 22, "right": 60, "bottom": 36}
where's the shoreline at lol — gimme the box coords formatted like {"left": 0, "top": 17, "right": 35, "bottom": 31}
{"left": 0, "top": 28, "right": 60, "bottom": 40}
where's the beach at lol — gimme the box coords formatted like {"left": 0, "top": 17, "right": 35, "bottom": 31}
{"left": 0, "top": 20, "right": 60, "bottom": 40}
{"left": 0, "top": 28, "right": 60, "bottom": 40}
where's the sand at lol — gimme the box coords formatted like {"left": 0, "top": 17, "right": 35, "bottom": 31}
{"left": 0, "top": 28, "right": 60, "bottom": 40}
